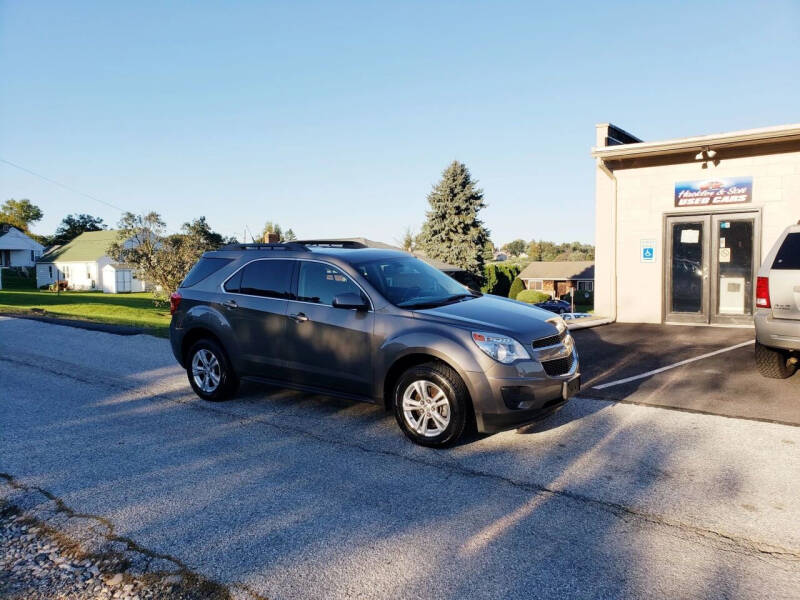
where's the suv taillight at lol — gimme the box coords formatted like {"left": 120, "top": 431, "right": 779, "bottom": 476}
{"left": 756, "top": 276, "right": 770, "bottom": 308}
{"left": 169, "top": 291, "right": 182, "bottom": 315}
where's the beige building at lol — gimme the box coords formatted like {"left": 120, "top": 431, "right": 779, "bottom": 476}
{"left": 592, "top": 122, "right": 800, "bottom": 326}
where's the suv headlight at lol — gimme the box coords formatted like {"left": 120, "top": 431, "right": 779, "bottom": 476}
{"left": 471, "top": 331, "right": 530, "bottom": 364}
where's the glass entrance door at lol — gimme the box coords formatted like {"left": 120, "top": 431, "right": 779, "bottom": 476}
{"left": 664, "top": 212, "right": 759, "bottom": 325}
{"left": 665, "top": 216, "right": 710, "bottom": 323}
{"left": 710, "top": 213, "right": 759, "bottom": 324}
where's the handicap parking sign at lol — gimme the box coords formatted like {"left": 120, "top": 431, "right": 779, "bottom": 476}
{"left": 640, "top": 239, "right": 656, "bottom": 263}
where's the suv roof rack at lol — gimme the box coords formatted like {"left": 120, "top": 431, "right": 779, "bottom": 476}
{"left": 294, "top": 239, "right": 368, "bottom": 249}
{"left": 221, "top": 242, "right": 308, "bottom": 251}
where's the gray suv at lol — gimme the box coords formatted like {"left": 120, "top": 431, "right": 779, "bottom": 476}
{"left": 168, "top": 241, "right": 580, "bottom": 447}
{"left": 754, "top": 222, "right": 800, "bottom": 378}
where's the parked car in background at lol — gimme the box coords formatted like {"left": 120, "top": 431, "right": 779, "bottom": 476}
{"left": 754, "top": 222, "right": 800, "bottom": 378}
{"left": 534, "top": 298, "right": 572, "bottom": 314}
{"left": 169, "top": 241, "right": 580, "bottom": 447}
{"left": 562, "top": 312, "right": 593, "bottom": 321}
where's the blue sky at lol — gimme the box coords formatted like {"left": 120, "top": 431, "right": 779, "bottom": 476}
{"left": 1, "top": 1, "right": 798, "bottom": 246}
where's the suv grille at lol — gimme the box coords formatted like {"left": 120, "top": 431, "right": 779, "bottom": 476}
{"left": 532, "top": 330, "right": 566, "bottom": 349}
{"left": 541, "top": 353, "right": 574, "bottom": 376}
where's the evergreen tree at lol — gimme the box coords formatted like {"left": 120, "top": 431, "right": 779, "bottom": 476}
{"left": 418, "top": 161, "right": 490, "bottom": 284}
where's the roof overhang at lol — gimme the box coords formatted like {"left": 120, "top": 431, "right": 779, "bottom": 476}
{"left": 591, "top": 123, "right": 800, "bottom": 161}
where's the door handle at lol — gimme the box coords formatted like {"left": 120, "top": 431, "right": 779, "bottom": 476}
{"left": 289, "top": 312, "right": 309, "bottom": 323}
{"left": 223, "top": 300, "right": 238, "bottom": 309}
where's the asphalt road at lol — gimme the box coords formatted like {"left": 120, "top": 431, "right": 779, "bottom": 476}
{"left": 2, "top": 316, "right": 799, "bottom": 599}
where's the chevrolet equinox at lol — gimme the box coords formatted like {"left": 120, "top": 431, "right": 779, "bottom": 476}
{"left": 169, "top": 241, "right": 580, "bottom": 447}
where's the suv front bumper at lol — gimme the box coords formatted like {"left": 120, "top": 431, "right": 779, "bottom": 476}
{"left": 465, "top": 354, "right": 580, "bottom": 433}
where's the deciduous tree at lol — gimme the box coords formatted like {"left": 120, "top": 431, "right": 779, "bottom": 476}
{"left": 51, "top": 214, "right": 105, "bottom": 245}
{"left": 108, "top": 212, "right": 226, "bottom": 301}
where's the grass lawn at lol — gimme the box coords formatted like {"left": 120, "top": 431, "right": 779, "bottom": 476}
{"left": 0, "top": 271, "right": 170, "bottom": 336}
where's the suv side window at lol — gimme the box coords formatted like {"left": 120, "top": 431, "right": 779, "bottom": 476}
{"left": 772, "top": 233, "right": 800, "bottom": 270}
{"left": 297, "top": 261, "right": 363, "bottom": 306}
{"left": 234, "top": 259, "right": 294, "bottom": 298}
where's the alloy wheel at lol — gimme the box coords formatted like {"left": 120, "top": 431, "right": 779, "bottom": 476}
{"left": 191, "top": 349, "right": 221, "bottom": 393}
{"left": 401, "top": 380, "right": 451, "bottom": 437}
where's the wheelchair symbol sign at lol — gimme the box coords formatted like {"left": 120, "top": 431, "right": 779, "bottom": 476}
{"left": 640, "top": 240, "right": 656, "bottom": 263}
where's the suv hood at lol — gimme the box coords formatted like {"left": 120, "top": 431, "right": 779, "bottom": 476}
{"left": 413, "top": 295, "right": 561, "bottom": 342}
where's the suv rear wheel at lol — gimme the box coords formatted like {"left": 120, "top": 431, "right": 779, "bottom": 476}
{"left": 186, "top": 339, "right": 239, "bottom": 401}
{"left": 754, "top": 341, "right": 797, "bottom": 379}
{"left": 393, "top": 362, "right": 469, "bottom": 447}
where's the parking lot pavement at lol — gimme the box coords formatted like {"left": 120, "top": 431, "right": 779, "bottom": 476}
{"left": 573, "top": 323, "right": 800, "bottom": 425}
{"left": 2, "top": 316, "right": 800, "bottom": 600}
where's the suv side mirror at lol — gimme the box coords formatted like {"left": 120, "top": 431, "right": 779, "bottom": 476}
{"left": 332, "top": 292, "right": 369, "bottom": 311}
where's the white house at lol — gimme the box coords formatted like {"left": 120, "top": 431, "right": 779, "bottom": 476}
{"left": 35, "top": 230, "right": 146, "bottom": 293}
{"left": 0, "top": 225, "right": 44, "bottom": 268}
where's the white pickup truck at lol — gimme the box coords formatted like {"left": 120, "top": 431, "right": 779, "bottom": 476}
{"left": 754, "top": 222, "right": 800, "bottom": 378}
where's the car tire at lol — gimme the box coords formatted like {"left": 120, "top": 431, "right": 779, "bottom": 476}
{"left": 186, "top": 338, "right": 239, "bottom": 401}
{"left": 754, "top": 341, "right": 796, "bottom": 379}
{"left": 393, "top": 362, "right": 470, "bottom": 448}
{"left": 559, "top": 308, "right": 566, "bottom": 314}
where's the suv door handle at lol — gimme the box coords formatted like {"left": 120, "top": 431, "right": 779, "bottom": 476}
{"left": 223, "top": 300, "right": 238, "bottom": 309}
{"left": 289, "top": 312, "right": 309, "bottom": 323}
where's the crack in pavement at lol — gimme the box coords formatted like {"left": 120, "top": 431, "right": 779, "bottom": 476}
{"left": 3, "top": 353, "right": 800, "bottom": 573}
{"left": 0, "top": 473, "right": 270, "bottom": 600}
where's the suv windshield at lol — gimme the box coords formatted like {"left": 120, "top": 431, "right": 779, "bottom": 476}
{"left": 353, "top": 256, "right": 477, "bottom": 308}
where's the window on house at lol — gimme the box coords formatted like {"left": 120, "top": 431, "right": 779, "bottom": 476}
{"left": 577, "top": 281, "right": 594, "bottom": 292}
{"left": 31, "top": 250, "right": 35, "bottom": 261}
{"left": 530, "top": 280, "right": 543, "bottom": 290}
{"left": 48, "top": 266, "right": 52, "bottom": 278}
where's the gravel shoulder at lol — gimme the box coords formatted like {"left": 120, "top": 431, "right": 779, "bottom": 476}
{"left": 0, "top": 479, "right": 230, "bottom": 600}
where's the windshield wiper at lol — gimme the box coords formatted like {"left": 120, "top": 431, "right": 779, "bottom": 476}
{"left": 399, "top": 293, "right": 478, "bottom": 309}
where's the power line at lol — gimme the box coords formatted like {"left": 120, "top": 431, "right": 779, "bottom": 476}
{"left": 0, "top": 157, "right": 127, "bottom": 213}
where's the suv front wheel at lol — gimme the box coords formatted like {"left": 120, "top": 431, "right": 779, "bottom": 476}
{"left": 186, "top": 339, "right": 239, "bottom": 401}
{"left": 393, "top": 362, "right": 470, "bottom": 447}
{"left": 754, "top": 341, "right": 797, "bottom": 379}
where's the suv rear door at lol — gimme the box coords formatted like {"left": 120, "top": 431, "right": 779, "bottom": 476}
{"left": 769, "top": 230, "right": 800, "bottom": 320}
{"left": 221, "top": 258, "right": 295, "bottom": 377}
{"left": 284, "top": 260, "right": 374, "bottom": 397}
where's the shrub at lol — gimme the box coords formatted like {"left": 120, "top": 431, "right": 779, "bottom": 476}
{"left": 481, "top": 263, "right": 521, "bottom": 296}
{"left": 508, "top": 277, "right": 525, "bottom": 299}
{"left": 516, "top": 289, "right": 551, "bottom": 304}
{"left": 560, "top": 290, "right": 594, "bottom": 305}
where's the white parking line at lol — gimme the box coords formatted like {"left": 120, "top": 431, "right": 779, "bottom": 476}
{"left": 592, "top": 340, "right": 755, "bottom": 390}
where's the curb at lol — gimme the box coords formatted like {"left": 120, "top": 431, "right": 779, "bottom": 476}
{"left": 0, "top": 312, "right": 163, "bottom": 337}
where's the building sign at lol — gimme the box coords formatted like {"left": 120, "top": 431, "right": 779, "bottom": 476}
{"left": 674, "top": 176, "right": 753, "bottom": 207}
{"left": 640, "top": 239, "right": 656, "bottom": 263}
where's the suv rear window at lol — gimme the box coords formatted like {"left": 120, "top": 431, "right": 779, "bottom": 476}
{"left": 772, "top": 233, "right": 800, "bottom": 270}
{"left": 181, "top": 258, "right": 233, "bottom": 288}
{"left": 234, "top": 259, "right": 294, "bottom": 299}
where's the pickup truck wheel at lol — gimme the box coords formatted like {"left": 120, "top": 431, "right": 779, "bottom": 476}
{"left": 754, "top": 341, "right": 796, "bottom": 379}
{"left": 393, "top": 362, "right": 469, "bottom": 447}
{"left": 186, "top": 339, "right": 239, "bottom": 401}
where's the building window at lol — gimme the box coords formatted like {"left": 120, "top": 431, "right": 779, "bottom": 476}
{"left": 48, "top": 266, "right": 53, "bottom": 278}
{"left": 530, "top": 280, "right": 543, "bottom": 290}
{"left": 577, "top": 280, "right": 594, "bottom": 292}
{"left": 31, "top": 250, "right": 35, "bottom": 261}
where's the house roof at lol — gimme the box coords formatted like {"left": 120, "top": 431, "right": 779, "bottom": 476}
{"left": 0, "top": 226, "right": 44, "bottom": 251}
{"left": 37, "top": 230, "right": 118, "bottom": 263}
{"left": 518, "top": 261, "right": 594, "bottom": 281}
{"left": 591, "top": 122, "right": 800, "bottom": 161}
